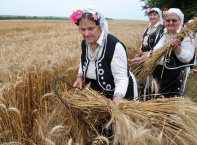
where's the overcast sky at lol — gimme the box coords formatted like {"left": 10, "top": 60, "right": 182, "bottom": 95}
{"left": 0, "top": 0, "right": 148, "bottom": 20}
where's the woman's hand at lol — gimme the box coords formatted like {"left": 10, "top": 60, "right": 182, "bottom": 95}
{"left": 129, "top": 52, "right": 150, "bottom": 63}
{"left": 170, "top": 37, "right": 180, "bottom": 48}
{"left": 73, "top": 77, "right": 83, "bottom": 89}
{"left": 170, "top": 37, "right": 181, "bottom": 54}
{"left": 113, "top": 97, "right": 122, "bottom": 107}
{"left": 112, "top": 93, "right": 123, "bottom": 107}
{"left": 129, "top": 54, "right": 141, "bottom": 63}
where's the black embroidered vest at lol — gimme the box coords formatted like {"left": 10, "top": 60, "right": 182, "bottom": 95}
{"left": 164, "top": 51, "right": 195, "bottom": 69}
{"left": 141, "top": 24, "right": 165, "bottom": 52}
{"left": 81, "top": 34, "right": 135, "bottom": 100}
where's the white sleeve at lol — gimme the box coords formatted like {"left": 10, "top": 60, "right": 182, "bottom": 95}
{"left": 153, "top": 36, "right": 165, "bottom": 50}
{"left": 78, "top": 60, "right": 83, "bottom": 75}
{"left": 111, "top": 42, "right": 129, "bottom": 97}
{"left": 175, "top": 37, "right": 195, "bottom": 63}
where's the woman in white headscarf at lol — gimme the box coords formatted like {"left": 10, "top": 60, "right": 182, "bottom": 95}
{"left": 141, "top": 8, "right": 165, "bottom": 51}
{"left": 132, "top": 8, "right": 165, "bottom": 63}
{"left": 131, "top": 8, "right": 165, "bottom": 99}
{"left": 70, "top": 7, "right": 138, "bottom": 106}
{"left": 151, "top": 8, "right": 195, "bottom": 97}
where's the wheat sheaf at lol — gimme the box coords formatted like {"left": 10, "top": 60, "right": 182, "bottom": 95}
{"left": 51, "top": 85, "right": 197, "bottom": 145}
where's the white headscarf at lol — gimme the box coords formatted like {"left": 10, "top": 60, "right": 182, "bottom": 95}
{"left": 167, "top": 8, "right": 184, "bottom": 32}
{"left": 83, "top": 7, "right": 109, "bottom": 36}
{"left": 149, "top": 8, "right": 163, "bottom": 25}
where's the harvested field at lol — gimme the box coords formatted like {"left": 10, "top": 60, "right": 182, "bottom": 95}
{"left": 0, "top": 20, "right": 196, "bottom": 145}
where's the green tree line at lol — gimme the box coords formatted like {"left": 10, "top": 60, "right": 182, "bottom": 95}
{"left": 0, "top": 16, "right": 69, "bottom": 20}
{"left": 140, "top": 0, "right": 197, "bottom": 22}
{"left": 0, "top": 16, "right": 113, "bottom": 21}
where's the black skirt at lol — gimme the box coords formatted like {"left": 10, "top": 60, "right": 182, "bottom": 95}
{"left": 152, "top": 65, "right": 187, "bottom": 97}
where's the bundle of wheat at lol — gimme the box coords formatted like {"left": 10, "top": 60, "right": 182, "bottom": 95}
{"left": 136, "top": 17, "right": 197, "bottom": 84}
{"left": 111, "top": 97, "right": 197, "bottom": 145}
{"left": 52, "top": 85, "right": 197, "bottom": 145}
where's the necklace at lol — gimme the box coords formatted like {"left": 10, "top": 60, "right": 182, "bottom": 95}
{"left": 146, "top": 27, "right": 156, "bottom": 35}
{"left": 88, "top": 46, "right": 100, "bottom": 61}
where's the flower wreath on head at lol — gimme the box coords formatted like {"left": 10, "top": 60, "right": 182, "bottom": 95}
{"left": 70, "top": 9, "right": 83, "bottom": 24}
{"left": 145, "top": 7, "right": 152, "bottom": 14}
{"left": 70, "top": 9, "right": 101, "bottom": 25}
{"left": 92, "top": 12, "right": 101, "bottom": 25}
{"left": 162, "top": 8, "right": 168, "bottom": 17}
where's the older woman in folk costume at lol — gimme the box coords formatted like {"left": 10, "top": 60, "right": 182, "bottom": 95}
{"left": 71, "top": 7, "right": 138, "bottom": 106}
{"left": 151, "top": 8, "right": 195, "bottom": 97}
{"left": 141, "top": 8, "right": 165, "bottom": 52}
{"left": 131, "top": 8, "right": 165, "bottom": 100}
{"left": 132, "top": 8, "right": 165, "bottom": 63}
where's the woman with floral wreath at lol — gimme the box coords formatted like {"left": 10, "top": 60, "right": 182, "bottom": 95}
{"left": 71, "top": 7, "right": 138, "bottom": 106}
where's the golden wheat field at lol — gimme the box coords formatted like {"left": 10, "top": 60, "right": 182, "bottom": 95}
{"left": 0, "top": 20, "right": 197, "bottom": 145}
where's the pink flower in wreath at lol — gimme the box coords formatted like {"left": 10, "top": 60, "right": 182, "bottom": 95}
{"left": 70, "top": 11, "right": 77, "bottom": 23}
{"left": 93, "top": 14, "right": 98, "bottom": 20}
{"left": 146, "top": 7, "right": 152, "bottom": 13}
{"left": 70, "top": 9, "right": 83, "bottom": 23}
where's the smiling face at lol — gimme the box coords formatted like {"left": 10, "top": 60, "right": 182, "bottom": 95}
{"left": 78, "top": 14, "right": 101, "bottom": 46}
{"left": 165, "top": 13, "right": 181, "bottom": 34}
{"left": 148, "top": 11, "right": 160, "bottom": 26}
